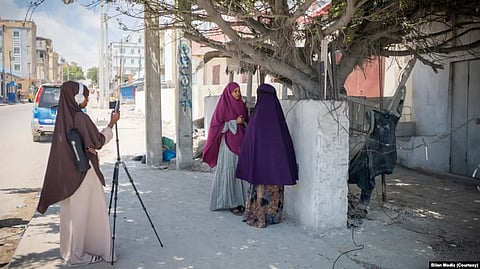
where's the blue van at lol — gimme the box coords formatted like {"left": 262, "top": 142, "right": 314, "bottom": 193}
{"left": 31, "top": 84, "right": 61, "bottom": 142}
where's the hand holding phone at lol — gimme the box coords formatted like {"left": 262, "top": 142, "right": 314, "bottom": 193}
{"left": 108, "top": 110, "right": 120, "bottom": 128}
{"left": 114, "top": 99, "right": 120, "bottom": 112}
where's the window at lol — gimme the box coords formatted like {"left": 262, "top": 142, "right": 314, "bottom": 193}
{"left": 131, "top": 48, "right": 134, "bottom": 54}
{"left": 138, "top": 48, "right": 141, "bottom": 54}
{"left": 13, "top": 31, "right": 20, "bottom": 38}
{"left": 13, "top": 47, "right": 20, "bottom": 54}
{"left": 131, "top": 59, "right": 134, "bottom": 64}
{"left": 212, "top": 64, "right": 220, "bottom": 85}
{"left": 14, "top": 64, "right": 21, "bottom": 71}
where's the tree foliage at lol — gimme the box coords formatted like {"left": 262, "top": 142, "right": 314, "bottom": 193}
{"left": 98, "top": 0, "right": 480, "bottom": 100}
{"left": 63, "top": 65, "right": 85, "bottom": 82}
{"left": 87, "top": 67, "right": 98, "bottom": 85}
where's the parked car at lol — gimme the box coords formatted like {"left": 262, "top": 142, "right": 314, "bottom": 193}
{"left": 31, "top": 84, "right": 61, "bottom": 142}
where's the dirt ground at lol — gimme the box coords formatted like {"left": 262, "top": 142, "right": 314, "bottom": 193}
{"left": 359, "top": 166, "right": 480, "bottom": 260}
{"left": 0, "top": 191, "right": 38, "bottom": 268}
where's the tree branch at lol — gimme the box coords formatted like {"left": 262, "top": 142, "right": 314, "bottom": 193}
{"left": 324, "top": 0, "right": 369, "bottom": 36}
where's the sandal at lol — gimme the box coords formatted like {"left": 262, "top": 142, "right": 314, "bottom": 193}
{"left": 237, "top": 206, "right": 245, "bottom": 213}
{"left": 90, "top": 255, "right": 103, "bottom": 264}
{"left": 230, "top": 207, "right": 243, "bottom": 216}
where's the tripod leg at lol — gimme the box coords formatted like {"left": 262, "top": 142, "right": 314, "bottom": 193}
{"left": 108, "top": 162, "right": 120, "bottom": 215}
{"left": 109, "top": 161, "right": 121, "bottom": 265}
{"left": 121, "top": 161, "right": 164, "bottom": 247}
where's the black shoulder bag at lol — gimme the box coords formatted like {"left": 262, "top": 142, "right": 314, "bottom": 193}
{"left": 67, "top": 113, "right": 90, "bottom": 172}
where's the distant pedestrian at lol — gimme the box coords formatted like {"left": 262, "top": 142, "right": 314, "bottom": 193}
{"left": 203, "top": 82, "right": 249, "bottom": 215}
{"left": 37, "top": 81, "right": 120, "bottom": 266}
{"left": 236, "top": 83, "right": 299, "bottom": 228}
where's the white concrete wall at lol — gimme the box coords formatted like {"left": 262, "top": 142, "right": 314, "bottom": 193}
{"left": 196, "top": 82, "right": 286, "bottom": 123}
{"left": 384, "top": 57, "right": 414, "bottom": 121}
{"left": 397, "top": 137, "right": 450, "bottom": 173}
{"left": 395, "top": 63, "right": 452, "bottom": 173}
{"left": 135, "top": 89, "right": 177, "bottom": 139}
{"left": 204, "top": 97, "right": 349, "bottom": 233}
{"left": 411, "top": 65, "right": 451, "bottom": 136}
{"left": 282, "top": 100, "right": 349, "bottom": 233}
{"left": 396, "top": 51, "right": 480, "bottom": 173}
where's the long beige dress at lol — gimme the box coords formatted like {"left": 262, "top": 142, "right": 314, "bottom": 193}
{"left": 59, "top": 127, "right": 116, "bottom": 265}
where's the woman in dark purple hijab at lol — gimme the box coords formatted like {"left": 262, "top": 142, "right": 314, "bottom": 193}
{"left": 236, "top": 83, "right": 298, "bottom": 228}
{"left": 203, "top": 82, "right": 249, "bottom": 215}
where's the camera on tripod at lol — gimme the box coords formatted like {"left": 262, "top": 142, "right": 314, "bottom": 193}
{"left": 106, "top": 95, "right": 163, "bottom": 264}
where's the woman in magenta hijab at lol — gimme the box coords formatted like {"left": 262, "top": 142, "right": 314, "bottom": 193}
{"left": 236, "top": 83, "right": 298, "bottom": 228}
{"left": 203, "top": 82, "right": 249, "bottom": 215}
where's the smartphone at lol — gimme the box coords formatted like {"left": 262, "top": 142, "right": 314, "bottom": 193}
{"left": 109, "top": 99, "right": 120, "bottom": 111}
{"left": 114, "top": 99, "right": 120, "bottom": 112}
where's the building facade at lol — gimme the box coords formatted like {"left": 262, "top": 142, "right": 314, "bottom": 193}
{"left": 108, "top": 31, "right": 165, "bottom": 89}
{"left": 36, "top": 37, "right": 52, "bottom": 84}
{"left": 0, "top": 19, "right": 37, "bottom": 97}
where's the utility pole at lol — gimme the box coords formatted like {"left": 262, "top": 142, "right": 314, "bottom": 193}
{"left": 1, "top": 24, "right": 6, "bottom": 102}
{"left": 104, "top": 18, "right": 110, "bottom": 105}
{"left": 9, "top": 50, "right": 12, "bottom": 98}
{"left": 98, "top": 4, "right": 105, "bottom": 108}
{"left": 144, "top": 4, "right": 163, "bottom": 166}
{"left": 119, "top": 37, "right": 123, "bottom": 98}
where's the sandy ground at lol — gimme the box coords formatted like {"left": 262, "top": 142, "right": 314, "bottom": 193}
{"left": 377, "top": 168, "right": 480, "bottom": 260}
{"left": 0, "top": 191, "right": 38, "bottom": 267}
{"left": 1, "top": 103, "right": 479, "bottom": 268}
{"left": 2, "top": 164, "right": 480, "bottom": 268}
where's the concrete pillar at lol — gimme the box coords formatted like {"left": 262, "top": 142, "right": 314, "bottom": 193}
{"left": 281, "top": 83, "right": 288, "bottom": 100}
{"left": 246, "top": 71, "right": 253, "bottom": 111}
{"left": 175, "top": 34, "right": 193, "bottom": 169}
{"left": 144, "top": 6, "right": 163, "bottom": 166}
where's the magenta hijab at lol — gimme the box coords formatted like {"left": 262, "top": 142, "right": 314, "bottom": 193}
{"left": 202, "top": 82, "right": 249, "bottom": 168}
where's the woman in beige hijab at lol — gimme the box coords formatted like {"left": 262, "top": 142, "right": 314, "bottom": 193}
{"left": 37, "top": 81, "right": 120, "bottom": 265}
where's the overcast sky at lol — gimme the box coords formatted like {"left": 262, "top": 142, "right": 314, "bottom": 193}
{"left": 0, "top": 0, "right": 139, "bottom": 71}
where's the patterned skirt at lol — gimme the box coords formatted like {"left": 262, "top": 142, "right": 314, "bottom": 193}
{"left": 243, "top": 184, "right": 284, "bottom": 228}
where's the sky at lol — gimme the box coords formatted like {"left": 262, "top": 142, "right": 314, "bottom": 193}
{"left": 0, "top": 0, "right": 140, "bottom": 71}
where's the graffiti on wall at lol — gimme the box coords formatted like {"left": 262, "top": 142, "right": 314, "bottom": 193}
{"left": 178, "top": 39, "right": 192, "bottom": 110}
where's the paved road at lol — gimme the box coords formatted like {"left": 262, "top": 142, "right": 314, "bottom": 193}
{"left": 0, "top": 103, "right": 49, "bottom": 221}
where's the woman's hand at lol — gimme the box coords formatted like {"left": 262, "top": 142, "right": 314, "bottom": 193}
{"left": 236, "top": 115, "right": 245, "bottom": 125}
{"left": 108, "top": 111, "right": 121, "bottom": 128}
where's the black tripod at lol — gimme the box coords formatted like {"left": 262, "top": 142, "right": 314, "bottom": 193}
{"left": 108, "top": 120, "right": 164, "bottom": 265}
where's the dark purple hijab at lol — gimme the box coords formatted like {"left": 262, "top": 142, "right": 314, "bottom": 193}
{"left": 235, "top": 83, "right": 298, "bottom": 185}
{"left": 202, "top": 82, "right": 249, "bottom": 168}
